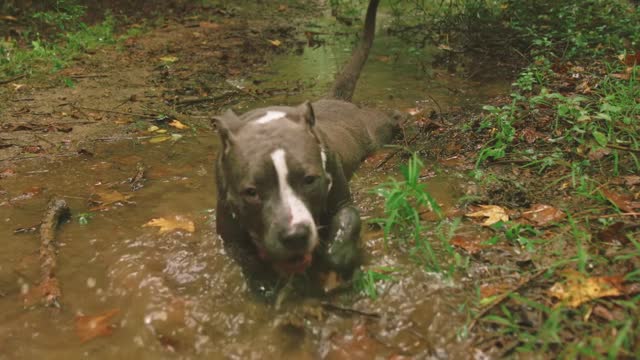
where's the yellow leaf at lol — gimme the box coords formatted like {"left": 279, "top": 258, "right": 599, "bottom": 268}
{"left": 148, "top": 135, "right": 171, "bottom": 143}
{"left": 268, "top": 39, "right": 281, "bottom": 47}
{"left": 168, "top": 119, "right": 189, "bottom": 129}
{"left": 549, "top": 270, "right": 624, "bottom": 308}
{"left": 159, "top": 56, "right": 178, "bottom": 63}
{"left": 147, "top": 125, "right": 159, "bottom": 132}
{"left": 155, "top": 129, "right": 167, "bottom": 134}
{"left": 143, "top": 216, "right": 195, "bottom": 234}
{"left": 93, "top": 190, "right": 131, "bottom": 206}
{"left": 466, "top": 205, "right": 509, "bottom": 226}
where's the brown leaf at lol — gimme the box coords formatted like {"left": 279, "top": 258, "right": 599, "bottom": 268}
{"left": 480, "top": 282, "right": 512, "bottom": 299}
{"left": 466, "top": 205, "right": 509, "bottom": 226}
{"left": 450, "top": 235, "right": 487, "bottom": 254}
{"left": 75, "top": 309, "right": 120, "bottom": 342}
{"left": 601, "top": 189, "right": 636, "bottom": 213}
{"left": 623, "top": 51, "right": 640, "bottom": 66}
{"left": 90, "top": 190, "right": 132, "bottom": 209}
{"left": 549, "top": 270, "right": 624, "bottom": 308}
{"left": 521, "top": 128, "right": 544, "bottom": 143}
{"left": 23, "top": 278, "right": 62, "bottom": 307}
{"left": 522, "top": 204, "right": 566, "bottom": 226}
{"left": 587, "top": 147, "right": 611, "bottom": 161}
{"left": 321, "top": 271, "right": 343, "bottom": 293}
{"left": 619, "top": 175, "right": 640, "bottom": 186}
{"left": 597, "top": 222, "right": 633, "bottom": 244}
{"left": 143, "top": 216, "right": 195, "bottom": 234}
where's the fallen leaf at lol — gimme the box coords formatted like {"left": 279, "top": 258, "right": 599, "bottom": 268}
{"left": 619, "top": 175, "right": 640, "bottom": 186}
{"left": 268, "top": 39, "right": 282, "bottom": 47}
{"left": 588, "top": 147, "right": 611, "bottom": 161}
{"left": 622, "top": 51, "right": 640, "bottom": 66}
{"left": 601, "top": 189, "right": 636, "bottom": 213}
{"left": 597, "top": 222, "right": 638, "bottom": 244}
{"left": 480, "top": 282, "right": 512, "bottom": 299}
{"left": 75, "top": 309, "right": 120, "bottom": 342}
{"left": 466, "top": 205, "right": 509, "bottom": 226}
{"left": 168, "top": 120, "right": 189, "bottom": 129}
{"left": 610, "top": 67, "right": 634, "bottom": 80}
{"left": 0, "top": 15, "right": 18, "bottom": 21}
{"left": 23, "top": 277, "right": 61, "bottom": 307}
{"left": 521, "top": 128, "right": 544, "bottom": 143}
{"left": 91, "top": 190, "right": 132, "bottom": 207}
{"left": 147, "top": 125, "right": 160, "bottom": 132}
{"left": 522, "top": 204, "right": 565, "bottom": 226}
{"left": 143, "top": 216, "right": 195, "bottom": 234}
{"left": 278, "top": 4, "right": 288, "bottom": 11}
{"left": 549, "top": 270, "right": 624, "bottom": 308}
{"left": 159, "top": 56, "right": 178, "bottom": 63}
{"left": 148, "top": 135, "right": 172, "bottom": 143}
{"left": 450, "top": 235, "right": 486, "bottom": 254}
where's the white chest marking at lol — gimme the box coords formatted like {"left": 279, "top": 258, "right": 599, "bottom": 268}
{"left": 255, "top": 111, "right": 285, "bottom": 124}
{"left": 270, "top": 149, "right": 318, "bottom": 249}
{"left": 320, "top": 149, "right": 333, "bottom": 192}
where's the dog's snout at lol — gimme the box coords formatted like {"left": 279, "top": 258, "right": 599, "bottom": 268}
{"left": 282, "top": 224, "right": 311, "bottom": 251}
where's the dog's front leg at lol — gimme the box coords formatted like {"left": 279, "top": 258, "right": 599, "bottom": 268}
{"left": 325, "top": 204, "right": 361, "bottom": 275}
{"left": 322, "top": 155, "right": 362, "bottom": 275}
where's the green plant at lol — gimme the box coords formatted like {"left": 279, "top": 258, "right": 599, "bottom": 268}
{"left": 354, "top": 266, "right": 397, "bottom": 299}
{"left": 32, "top": 0, "right": 86, "bottom": 32}
{"left": 372, "top": 151, "right": 442, "bottom": 271}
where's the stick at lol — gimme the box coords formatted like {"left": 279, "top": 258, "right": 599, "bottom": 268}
{"left": 62, "top": 103, "right": 157, "bottom": 119}
{"left": 467, "top": 267, "right": 549, "bottom": 332}
{"left": 0, "top": 74, "right": 26, "bottom": 85}
{"left": 321, "top": 302, "right": 380, "bottom": 318}
{"left": 38, "top": 198, "right": 70, "bottom": 307}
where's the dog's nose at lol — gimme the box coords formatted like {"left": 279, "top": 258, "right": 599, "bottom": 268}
{"left": 282, "top": 224, "right": 310, "bottom": 251}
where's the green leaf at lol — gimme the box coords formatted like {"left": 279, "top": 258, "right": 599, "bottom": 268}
{"left": 592, "top": 130, "right": 608, "bottom": 147}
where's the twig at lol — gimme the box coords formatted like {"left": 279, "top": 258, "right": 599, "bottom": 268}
{"left": 321, "top": 302, "right": 380, "bottom": 318}
{"left": 69, "top": 74, "right": 108, "bottom": 79}
{"left": 587, "top": 212, "right": 640, "bottom": 219}
{"left": 606, "top": 143, "right": 640, "bottom": 154}
{"left": 61, "top": 103, "right": 157, "bottom": 119}
{"left": 38, "top": 198, "right": 70, "bottom": 308}
{"left": 0, "top": 74, "right": 26, "bottom": 85}
{"left": 375, "top": 133, "right": 419, "bottom": 170}
{"left": 467, "top": 267, "right": 550, "bottom": 332}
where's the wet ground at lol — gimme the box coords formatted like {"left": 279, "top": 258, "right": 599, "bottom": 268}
{"left": 0, "top": 2, "right": 513, "bottom": 358}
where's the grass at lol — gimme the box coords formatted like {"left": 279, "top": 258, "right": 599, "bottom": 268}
{"left": 369, "top": 0, "right": 640, "bottom": 357}
{"left": 0, "top": 1, "right": 126, "bottom": 79}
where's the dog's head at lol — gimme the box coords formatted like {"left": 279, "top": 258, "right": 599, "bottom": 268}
{"left": 214, "top": 102, "right": 332, "bottom": 273}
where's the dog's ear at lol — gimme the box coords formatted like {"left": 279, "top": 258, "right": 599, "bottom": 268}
{"left": 212, "top": 109, "right": 241, "bottom": 153}
{"left": 295, "top": 101, "right": 316, "bottom": 128}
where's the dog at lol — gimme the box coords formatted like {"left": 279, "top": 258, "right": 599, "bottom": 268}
{"left": 213, "top": 0, "right": 394, "bottom": 289}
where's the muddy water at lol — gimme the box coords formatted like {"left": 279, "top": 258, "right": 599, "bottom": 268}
{"left": 0, "top": 31, "right": 507, "bottom": 360}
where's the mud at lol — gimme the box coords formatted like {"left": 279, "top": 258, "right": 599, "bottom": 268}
{"left": 0, "top": 2, "right": 514, "bottom": 358}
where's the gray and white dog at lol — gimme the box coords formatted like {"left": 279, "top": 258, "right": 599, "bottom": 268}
{"left": 214, "top": 0, "right": 394, "bottom": 284}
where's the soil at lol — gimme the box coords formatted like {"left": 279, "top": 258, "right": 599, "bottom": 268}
{"left": 0, "top": 1, "right": 307, "bottom": 162}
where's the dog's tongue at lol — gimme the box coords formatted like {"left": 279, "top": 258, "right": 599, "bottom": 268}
{"left": 274, "top": 253, "right": 312, "bottom": 274}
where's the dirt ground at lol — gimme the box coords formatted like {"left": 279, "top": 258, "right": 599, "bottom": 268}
{"left": 0, "top": 1, "right": 308, "bottom": 162}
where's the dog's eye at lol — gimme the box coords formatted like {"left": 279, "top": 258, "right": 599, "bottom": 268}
{"left": 242, "top": 187, "right": 258, "bottom": 198}
{"left": 303, "top": 175, "right": 318, "bottom": 185}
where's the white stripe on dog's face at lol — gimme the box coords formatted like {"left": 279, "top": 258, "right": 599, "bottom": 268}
{"left": 320, "top": 149, "right": 333, "bottom": 191}
{"left": 255, "top": 111, "right": 285, "bottom": 124}
{"left": 270, "top": 149, "right": 318, "bottom": 250}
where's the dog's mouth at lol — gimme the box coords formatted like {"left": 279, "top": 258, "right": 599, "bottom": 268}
{"left": 274, "top": 253, "right": 312, "bottom": 274}
{"left": 253, "top": 237, "right": 313, "bottom": 274}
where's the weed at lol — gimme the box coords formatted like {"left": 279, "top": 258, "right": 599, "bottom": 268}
{"left": 354, "top": 266, "right": 397, "bottom": 300}
{"left": 372, "top": 151, "right": 442, "bottom": 271}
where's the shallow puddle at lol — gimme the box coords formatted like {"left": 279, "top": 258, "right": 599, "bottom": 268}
{"left": 0, "top": 26, "right": 508, "bottom": 359}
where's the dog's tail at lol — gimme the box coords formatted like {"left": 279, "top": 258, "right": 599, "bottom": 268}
{"left": 329, "top": 0, "right": 380, "bottom": 102}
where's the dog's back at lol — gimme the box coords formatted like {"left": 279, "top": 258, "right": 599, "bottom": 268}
{"left": 313, "top": 99, "right": 394, "bottom": 179}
